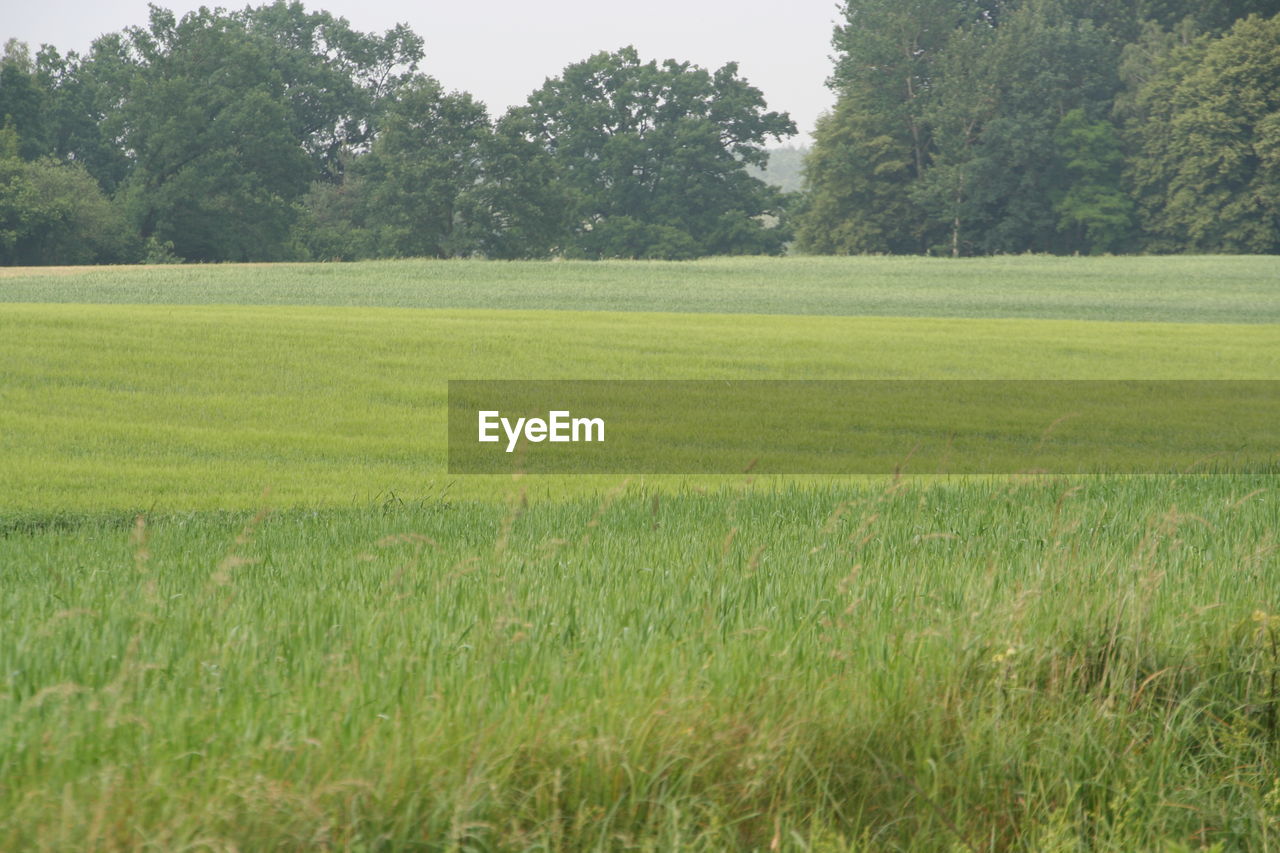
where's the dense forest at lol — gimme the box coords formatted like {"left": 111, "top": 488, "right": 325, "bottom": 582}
{"left": 0, "top": 0, "right": 1277, "bottom": 263}
{"left": 797, "top": 0, "right": 1280, "bottom": 256}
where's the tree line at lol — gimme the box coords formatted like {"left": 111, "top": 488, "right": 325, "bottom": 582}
{"left": 0, "top": 3, "right": 793, "bottom": 264}
{"left": 0, "top": 0, "right": 1276, "bottom": 264}
{"left": 798, "top": 0, "right": 1280, "bottom": 255}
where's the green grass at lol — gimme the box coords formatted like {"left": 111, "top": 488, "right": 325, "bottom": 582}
{"left": 2, "top": 254, "right": 1278, "bottom": 323}
{"left": 2, "top": 257, "right": 1279, "bottom": 850}
{"left": 3, "top": 478, "right": 1279, "bottom": 850}
{"left": 2, "top": 303, "right": 1277, "bottom": 511}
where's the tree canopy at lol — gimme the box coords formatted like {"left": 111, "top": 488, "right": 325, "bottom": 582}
{"left": 1124, "top": 13, "right": 1280, "bottom": 252}
{"left": 501, "top": 47, "right": 795, "bottom": 259}
{"left": 798, "top": 0, "right": 1280, "bottom": 255}
{"left": 1, "top": 0, "right": 1276, "bottom": 263}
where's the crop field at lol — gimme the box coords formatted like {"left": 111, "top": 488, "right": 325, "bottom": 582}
{"left": 2, "top": 256, "right": 1279, "bottom": 851}
{"left": 2, "top": 255, "right": 1279, "bottom": 323}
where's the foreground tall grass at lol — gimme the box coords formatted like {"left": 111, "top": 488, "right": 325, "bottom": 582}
{"left": 4, "top": 476, "right": 1278, "bottom": 850}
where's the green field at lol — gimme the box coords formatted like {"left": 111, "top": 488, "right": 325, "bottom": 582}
{"left": 1, "top": 300, "right": 1277, "bottom": 511}
{"left": 2, "top": 257, "right": 1279, "bottom": 851}
{"left": 2, "top": 254, "right": 1278, "bottom": 323}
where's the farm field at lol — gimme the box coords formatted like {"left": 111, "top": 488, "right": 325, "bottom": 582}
{"left": 1, "top": 300, "right": 1277, "bottom": 512}
{"left": 1, "top": 256, "right": 1279, "bottom": 851}
{"left": 2, "top": 254, "right": 1279, "bottom": 323}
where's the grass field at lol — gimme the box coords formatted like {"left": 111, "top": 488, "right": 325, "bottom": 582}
{"left": 1, "top": 302, "right": 1277, "bottom": 511}
{"left": 5, "top": 478, "right": 1280, "bottom": 851}
{"left": 1, "top": 254, "right": 1278, "bottom": 323}
{"left": 2, "top": 256, "right": 1278, "bottom": 850}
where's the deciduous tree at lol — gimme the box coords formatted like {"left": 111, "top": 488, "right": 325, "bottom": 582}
{"left": 351, "top": 77, "right": 490, "bottom": 258}
{"left": 1126, "top": 13, "right": 1280, "bottom": 252}
{"left": 0, "top": 128, "right": 136, "bottom": 264}
{"left": 506, "top": 47, "right": 795, "bottom": 259}
{"left": 103, "top": 2, "right": 423, "bottom": 261}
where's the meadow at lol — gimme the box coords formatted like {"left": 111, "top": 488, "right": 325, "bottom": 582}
{"left": 2, "top": 254, "right": 1278, "bottom": 323}
{"left": 1, "top": 256, "right": 1278, "bottom": 851}
{"left": 1, "top": 300, "right": 1277, "bottom": 512}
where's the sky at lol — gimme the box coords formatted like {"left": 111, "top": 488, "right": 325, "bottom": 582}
{"left": 3, "top": 0, "right": 840, "bottom": 140}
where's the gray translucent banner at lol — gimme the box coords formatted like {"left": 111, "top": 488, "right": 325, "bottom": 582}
{"left": 447, "top": 380, "right": 1280, "bottom": 474}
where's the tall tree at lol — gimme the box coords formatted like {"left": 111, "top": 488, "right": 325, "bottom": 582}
{"left": 908, "top": 21, "right": 1000, "bottom": 256}
{"left": 956, "top": 0, "right": 1126, "bottom": 254}
{"left": 461, "top": 111, "right": 578, "bottom": 259}
{"left": 1051, "top": 108, "right": 1133, "bottom": 252}
{"left": 348, "top": 76, "right": 490, "bottom": 258}
{"left": 795, "top": 93, "right": 923, "bottom": 253}
{"left": 1125, "top": 13, "right": 1280, "bottom": 252}
{"left": 829, "top": 0, "right": 982, "bottom": 183}
{"left": 0, "top": 41, "right": 50, "bottom": 160}
{"left": 799, "top": 1, "right": 997, "bottom": 253}
{"left": 98, "top": 2, "right": 422, "bottom": 261}
{"left": 868, "top": 0, "right": 1129, "bottom": 255}
{"left": 505, "top": 47, "right": 795, "bottom": 259}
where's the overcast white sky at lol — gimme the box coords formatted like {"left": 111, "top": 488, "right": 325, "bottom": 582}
{"left": 3, "top": 0, "right": 839, "bottom": 140}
